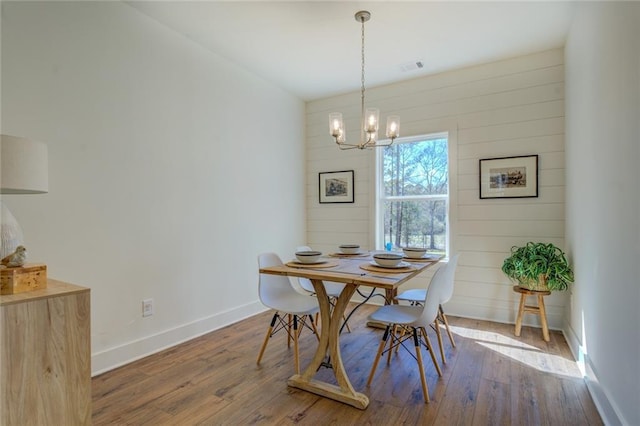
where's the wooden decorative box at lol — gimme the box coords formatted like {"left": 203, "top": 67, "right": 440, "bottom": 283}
{"left": 0, "top": 263, "right": 47, "bottom": 294}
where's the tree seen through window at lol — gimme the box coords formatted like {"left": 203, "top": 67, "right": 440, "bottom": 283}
{"left": 380, "top": 136, "right": 448, "bottom": 252}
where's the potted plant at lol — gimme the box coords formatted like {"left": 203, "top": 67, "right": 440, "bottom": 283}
{"left": 501, "top": 242, "right": 574, "bottom": 291}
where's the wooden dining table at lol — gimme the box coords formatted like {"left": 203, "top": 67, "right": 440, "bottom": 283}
{"left": 258, "top": 251, "right": 441, "bottom": 410}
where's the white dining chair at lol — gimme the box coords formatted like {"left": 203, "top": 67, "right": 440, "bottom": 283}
{"left": 366, "top": 261, "right": 455, "bottom": 403}
{"left": 295, "top": 246, "right": 351, "bottom": 332}
{"left": 256, "top": 252, "right": 320, "bottom": 375}
{"left": 395, "top": 253, "right": 459, "bottom": 364}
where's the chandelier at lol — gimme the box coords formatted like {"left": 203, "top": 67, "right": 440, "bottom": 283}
{"left": 329, "top": 11, "right": 400, "bottom": 150}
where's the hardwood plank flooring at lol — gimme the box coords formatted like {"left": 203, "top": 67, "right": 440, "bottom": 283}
{"left": 92, "top": 304, "right": 602, "bottom": 425}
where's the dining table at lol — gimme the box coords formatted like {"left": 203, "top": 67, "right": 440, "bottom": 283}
{"left": 258, "top": 251, "right": 442, "bottom": 410}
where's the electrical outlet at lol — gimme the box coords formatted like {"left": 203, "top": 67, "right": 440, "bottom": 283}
{"left": 142, "top": 299, "right": 154, "bottom": 317}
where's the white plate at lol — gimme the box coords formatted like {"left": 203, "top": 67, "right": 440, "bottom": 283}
{"left": 370, "top": 260, "right": 411, "bottom": 269}
{"left": 291, "top": 259, "right": 327, "bottom": 265}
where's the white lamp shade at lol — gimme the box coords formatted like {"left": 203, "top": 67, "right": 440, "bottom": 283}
{"left": 1, "top": 134, "right": 48, "bottom": 194}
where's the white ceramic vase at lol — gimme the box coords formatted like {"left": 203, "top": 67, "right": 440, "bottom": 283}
{"left": 0, "top": 201, "right": 24, "bottom": 259}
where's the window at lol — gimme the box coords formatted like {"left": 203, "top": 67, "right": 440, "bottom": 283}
{"left": 376, "top": 133, "right": 449, "bottom": 254}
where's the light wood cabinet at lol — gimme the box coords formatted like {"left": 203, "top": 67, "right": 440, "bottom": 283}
{"left": 1, "top": 279, "right": 91, "bottom": 425}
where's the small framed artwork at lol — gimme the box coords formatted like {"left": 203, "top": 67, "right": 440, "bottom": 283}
{"left": 319, "top": 170, "right": 354, "bottom": 204}
{"left": 479, "top": 155, "right": 538, "bottom": 199}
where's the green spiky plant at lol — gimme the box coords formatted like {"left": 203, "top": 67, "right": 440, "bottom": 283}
{"left": 501, "top": 242, "right": 574, "bottom": 291}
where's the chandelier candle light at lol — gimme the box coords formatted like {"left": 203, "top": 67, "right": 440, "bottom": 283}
{"left": 329, "top": 11, "right": 400, "bottom": 150}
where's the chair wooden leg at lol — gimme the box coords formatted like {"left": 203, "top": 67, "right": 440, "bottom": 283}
{"left": 257, "top": 313, "right": 278, "bottom": 365}
{"left": 293, "top": 315, "right": 300, "bottom": 374}
{"left": 388, "top": 324, "right": 399, "bottom": 364}
{"left": 308, "top": 314, "right": 320, "bottom": 341}
{"left": 434, "top": 318, "right": 446, "bottom": 365}
{"left": 395, "top": 324, "right": 406, "bottom": 354}
{"left": 343, "top": 312, "right": 352, "bottom": 333}
{"left": 439, "top": 305, "right": 456, "bottom": 348}
{"left": 421, "top": 327, "right": 442, "bottom": 377}
{"left": 296, "top": 318, "right": 305, "bottom": 339}
{"left": 413, "top": 327, "right": 430, "bottom": 404}
{"left": 367, "top": 325, "right": 390, "bottom": 387}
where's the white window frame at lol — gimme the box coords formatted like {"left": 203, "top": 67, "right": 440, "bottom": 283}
{"left": 374, "top": 132, "right": 450, "bottom": 255}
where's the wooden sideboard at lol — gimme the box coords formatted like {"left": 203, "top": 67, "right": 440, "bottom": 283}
{"left": 0, "top": 279, "right": 91, "bottom": 425}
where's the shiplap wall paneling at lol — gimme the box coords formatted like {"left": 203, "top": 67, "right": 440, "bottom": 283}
{"left": 306, "top": 49, "right": 566, "bottom": 328}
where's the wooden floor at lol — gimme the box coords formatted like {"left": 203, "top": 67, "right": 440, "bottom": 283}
{"left": 92, "top": 303, "right": 602, "bottom": 425}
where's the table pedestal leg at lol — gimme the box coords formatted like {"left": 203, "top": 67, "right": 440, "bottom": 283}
{"left": 287, "top": 280, "right": 369, "bottom": 409}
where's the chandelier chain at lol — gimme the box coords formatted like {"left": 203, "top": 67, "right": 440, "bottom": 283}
{"left": 360, "top": 16, "right": 366, "bottom": 143}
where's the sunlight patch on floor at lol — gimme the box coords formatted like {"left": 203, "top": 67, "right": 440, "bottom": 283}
{"left": 448, "top": 325, "right": 538, "bottom": 350}
{"left": 476, "top": 342, "right": 582, "bottom": 378}
{"left": 448, "top": 325, "right": 583, "bottom": 379}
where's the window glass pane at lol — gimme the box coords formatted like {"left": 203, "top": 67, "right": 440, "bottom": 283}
{"left": 382, "top": 138, "right": 448, "bottom": 197}
{"left": 383, "top": 199, "right": 447, "bottom": 253}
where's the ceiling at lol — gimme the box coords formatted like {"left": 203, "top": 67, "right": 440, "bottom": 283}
{"left": 126, "top": 1, "right": 579, "bottom": 101}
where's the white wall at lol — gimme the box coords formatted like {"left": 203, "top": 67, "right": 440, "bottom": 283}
{"left": 307, "top": 49, "right": 567, "bottom": 327}
{"left": 1, "top": 1, "right": 306, "bottom": 374}
{"left": 565, "top": 3, "right": 640, "bottom": 425}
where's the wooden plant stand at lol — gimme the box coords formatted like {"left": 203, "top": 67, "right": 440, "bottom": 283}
{"left": 513, "top": 285, "right": 551, "bottom": 342}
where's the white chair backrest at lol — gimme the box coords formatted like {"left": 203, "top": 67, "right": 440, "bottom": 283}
{"left": 439, "top": 253, "right": 459, "bottom": 304}
{"left": 416, "top": 254, "right": 459, "bottom": 326}
{"left": 416, "top": 266, "right": 446, "bottom": 326}
{"left": 295, "top": 246, "right": 315, "bottom": 293}
{"left": 258, "top": 252, "right": 297, "bottom": 309}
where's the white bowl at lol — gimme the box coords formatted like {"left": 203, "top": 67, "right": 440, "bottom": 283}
{"left": 373, "top": 253, "right": 404, "bottom": 267}
{"left": 403, "top": 247, "right": 427, "bottom": 259}
{"left": 295, "top": 250, "right": 322, "bottom": 264}
{"left": 339, "top": 244, "right": 360, "bottom": 254}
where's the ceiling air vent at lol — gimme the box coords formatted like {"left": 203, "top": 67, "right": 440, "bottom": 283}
{"left": 399, "top": 60, "right": 424, "bottom": 72}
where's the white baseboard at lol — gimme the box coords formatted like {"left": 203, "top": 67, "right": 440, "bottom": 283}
{"left": 445, "top": 300, "right": 564, "bottom": 330}
{"left": 563, "top": 322, "right": 626, "bottom": 425}
{"left": 354, "top": 294, "right": 565, "bottom": 329}
{"left": 583, "top": 355, "right": 626, "bottom": 426}
{"left": 91, "top": 300, "right": 266, "bottom": 376}
{"left": 562, "top": 322, "right": 584, "bottom": 371}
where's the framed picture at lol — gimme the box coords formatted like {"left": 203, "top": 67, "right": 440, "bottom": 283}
{"left": 319, "top": 170, "right": 354, "bottom": 204}
{"left": 479, "top": 155, "right": 538, "bottom": 199}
